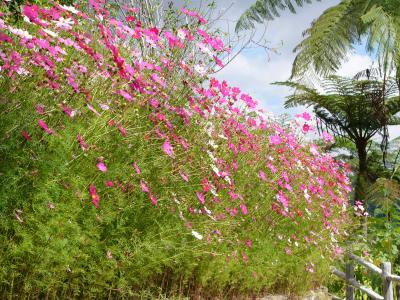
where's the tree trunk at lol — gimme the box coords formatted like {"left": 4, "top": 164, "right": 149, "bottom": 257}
{"left": 355, "top": 140, "right": 368, "bottom": 202}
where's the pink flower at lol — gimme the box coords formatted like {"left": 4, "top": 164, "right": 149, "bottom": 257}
{"left": 322, "top": 132, "right": 334, "bottom": 144}
{"left": 118, "top": 125, "right": 127, "bottom": 137}
{"left": 310, "top": 144, "right": 319, "bottom": 156}
{"left": 36, "top": 104, "right": 46, "bottom": 115}
{"left": 162, "top": 140, "right": 174, "bottom": 158}
{"left": 196, "top": 191, "right": 205, "bottom": 204}
{"left": 140, "top": 181, "right": 149, "bottom": 193}
{"left": 61, "top": 104, "right": 76, "bottom": 118}
{"left": 149, "top": 193, "right": 158, "bottom": 206}
{"left": 119, "top": 90, "right": 133, "bottom": 101}
{"left": 105, "top": 181, "right": 114, "bottom": 187}
{"left": 132, "top": 162, "right": 141, "bottom": 175}
{"left": 302, "top": 123, "right": 310, "bottom": 133}
{"left": 22, "top": 5, "right": 39, "bottom": 20}
{"left": 246, "top": 239, "right": 252, "bottom": 248}
{"left": 201, "top": 177, "right": 211, "bottom": 192}
{"left": 258, "top": 170, "right": 266, "bottom": 181}
{"left": 38, "top": 119, "right": 54, "bottom": 135}
{"left": 295, "top": 112, "right": 311, "bottom": 121}
{"left": 89, "top": 184, "right": 99, "bottom": 208}
{"left": 97, "top": 162, "right": 107, "bottom": 172}
{"left": 21, "top": 131, "right": 31, "bottom": 141}
{"left": 334, "top": 246, "right": 343, "bottom": 256}
{"left": 277, "top": 191, "right": 289, "bottom": 209}
{"left": 285, "top": 247, "right": 292, "bottom": 255}
{"left": 179, "top": 170, "right": 189, "bottom": 182}
{"left": 126, "top": 15, "right": 135, "bottom": 22}
{"left": 240, "top": 203, "right": 248, "bottom": 215}
{"left": 87, "top": 104, "right": 101, "bottom": 116}
{"left": 269, "top": 135, "right": 282, "bottom": 145}
{"left": 77, "top": 133, "right": 89, "bottom": 151}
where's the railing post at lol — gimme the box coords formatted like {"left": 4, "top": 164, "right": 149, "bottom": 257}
{"left": 346, "top": 261, "right": 355, "bottom": 300}
{"left": 382, "top": 262, "right": 393, "bottom": 300}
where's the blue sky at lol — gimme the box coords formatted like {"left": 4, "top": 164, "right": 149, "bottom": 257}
{"left": 206, "top": 0, "right": 371, "bottom": 113}
{"left": 184, "top": 0, "right": 400, "bottom": 139}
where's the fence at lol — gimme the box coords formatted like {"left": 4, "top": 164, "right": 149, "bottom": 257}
{"left": 332, "top": 253, "right": 400, "bottom": 300}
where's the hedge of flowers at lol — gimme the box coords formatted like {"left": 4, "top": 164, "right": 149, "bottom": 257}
{"left": 0, "top": 1, "right": 351, "bottom": 298}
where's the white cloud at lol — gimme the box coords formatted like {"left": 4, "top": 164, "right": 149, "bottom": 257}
{"left": 337, "top": 53, "right": 373, "bottom": 77}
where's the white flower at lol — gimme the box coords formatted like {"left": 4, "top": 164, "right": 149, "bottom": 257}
{"left": 191, "top": 230, "right": 203, "bottom": 240}
{"left": 8, "top": 27, "right": 33, "bottom": 39}
{"left": 207, "top": 150, "right": 217, "bottom": 162}
{"left": 208, "top": 139, "right": 218, "bottom": 149}
{"left": 194, "top": 64, "right": 206, "bottom": 76}
{"left": 100, "top": 103, "right": 110, "bottom": 111}
{"left": 304, "top": 189, "right": 311, "bottom": 202}
{"left": 204, "top": 206, "right": 212, "bottom": 215}
{"left": 43, "top": 28, "right": 58, "bottom": 38}
{"left": 0, "top": 19, "right": 6, "bottom": 30}
{"left": 60, "top": 5, "right": 80, "bottom": 14}
{"left": 196, "top": 42, "right": 213, "bottom": 57}
{"left": 310, "top": 144, "right": 319, "bottom": 156}
{"left": 210, "top": 187, "right": 218, "bottom": 196}
{"left": 177, "top": 29, "right": 186, "bottom": 40}
{"left": 211, "top": 164, "right": 220, "bottom": 176}
{"left": 16, "top": 68, "right": 29, "bottom": 75}
{"left": 218, "top": 134, "right": 227, "bottom": 140}
{"left": 54, "top": 17, "right": 74, "bottom": 30}
{"left": 23, "top": 16, "right": 31, "bottom": 24}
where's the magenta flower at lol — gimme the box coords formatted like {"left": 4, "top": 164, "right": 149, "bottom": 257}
{"left": 179, "top": 170, "right": 189, "bottom": 182}
{"left": 77, "top": 133, "right": 89, "bottom": 151}
{"left": 149, "top": 193, "right": 158, "bottom": 206}
{"left": 132, "top": 162, "right": 141, "bottom": 175}
{"left": 277, "top": 191, "right": 289, "bottom": 209}
{"left": 322, "top": 132, "right": 334, "bottom": 144}
{"left": 258, "top": 170, "right": 266, "bottom": 181}
{"left": 119, "top": 90, "right": 133, "bottom": 101}
{"left": 21, "top": 131, "right": 31, "bottom": 141}
{"left": 140, "top": 181, "right": 149, "bottom": 193}
{"left": 105, "top": 181, "right": 114, "bottom": 187}
{"left": 35, "top": 104, "right": 45, "bottom": 114}
{"left": 162, "top": 140, "right": 174, "bottom": 158}
{"left": 22, "top": 5, "right": 39, "bottom": 20}
{"left": 89, "top": 184, "right": 99, "bottom": 208}
{"left": 118, "top": 125, "right": 127, "bottom": 137}
{"left": 240, "top": 204, "right": 248, "bottom": 215}
{"left": 269, "top": 135, "right": 282, "bottom": 145}
{"left": 302, "top": 123, "right": 310, "bottom": 133}
{"left": 61, "top": 104, "right": 76, "bottom": 118}
{"left": 38, "top": 119, "right": 54, "bottom": 134}
{"left": 96, "top": 162, "right": 107, "bottom": 172}
{"left": 196, "top": 191, "right": 205, "bottom": 204}
{"left": 246, "top": 239, "right": 252, "bottom": 248}
{"left": 295, "top": 112, "right": 312, "bottom": 121}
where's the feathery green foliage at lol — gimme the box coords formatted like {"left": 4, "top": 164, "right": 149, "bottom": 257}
{"left": 235, "top": 0, "right": 318, "bottom": 32}
{"left": 236, "top": 0, "right": 400, "bottom": 79}
{"left": 276, "top": 75, "right": 400, "bottom": 200}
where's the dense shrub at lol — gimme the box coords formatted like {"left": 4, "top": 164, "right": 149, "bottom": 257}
{"left": 0, "top": 1, "right": 351, "bottom": 298}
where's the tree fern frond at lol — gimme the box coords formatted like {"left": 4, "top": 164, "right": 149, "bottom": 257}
{"left": 235, "top": 0, "right": 317, "bottom": 32}
{"left": 291, "top": 0, "right": 368, "bottom": 78}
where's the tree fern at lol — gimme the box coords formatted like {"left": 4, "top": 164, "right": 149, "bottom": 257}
{"left": 235, "top": 0, "right": 318, "bottom": 32}
{"left": 276, "top": 75, "right": 400, "bottom": 200}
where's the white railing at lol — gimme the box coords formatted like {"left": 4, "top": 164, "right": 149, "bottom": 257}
{"left": 333, "top": 253, "right": 400, "bottom": 300}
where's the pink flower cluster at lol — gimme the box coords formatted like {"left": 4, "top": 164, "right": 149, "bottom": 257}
{"left": 0, "top": 0, "right": 351, "bottom": 264}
